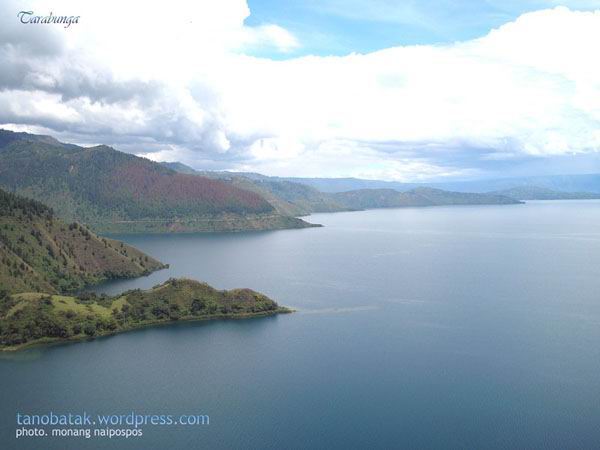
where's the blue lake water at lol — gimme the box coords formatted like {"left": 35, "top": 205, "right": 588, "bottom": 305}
{"left": 3, "top": 201, "right": 600, "bottom": 449}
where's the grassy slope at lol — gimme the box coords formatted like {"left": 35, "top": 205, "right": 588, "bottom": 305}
{"left": 0, "top": 188, "right": 165, "bottom": 294}
{"left": 0, "top": 278, "right": 291, "bottom": 351}
{"left": 0, "top": 130, "right": 315, "bottom": 233}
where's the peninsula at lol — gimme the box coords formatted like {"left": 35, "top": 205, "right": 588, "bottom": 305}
{"left": 0, "top": 278, "right": 290, "bottom": 351}
{"left": 0, "top": 187, "right": 291, "bottom": 351}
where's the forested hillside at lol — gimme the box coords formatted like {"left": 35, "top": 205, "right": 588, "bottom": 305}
{"left": 0, "top": 130, "right": 313, "bottom": 232}
{"left": 0, "top": 188, "right": 165, "bottom": 294}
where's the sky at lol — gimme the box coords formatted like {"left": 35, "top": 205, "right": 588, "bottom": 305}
{"left": 1, "top": 0, "right": 600, "bottom": 181}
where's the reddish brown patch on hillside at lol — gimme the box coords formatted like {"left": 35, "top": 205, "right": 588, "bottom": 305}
{"left": 109, "top": 162, "right": 274, "bottom": 214}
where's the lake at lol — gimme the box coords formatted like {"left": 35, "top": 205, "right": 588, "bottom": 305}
{"left": 3, "top": 201, "right": 600, "bottom": 449}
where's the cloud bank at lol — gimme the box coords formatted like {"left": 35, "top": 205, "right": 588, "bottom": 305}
{"left": 1, "top": 1, "right": 600, "bottom": 180}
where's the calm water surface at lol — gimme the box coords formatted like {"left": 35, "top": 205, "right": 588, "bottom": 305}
{"left": 3, "top": 201, "right": 600, "bottom": 449}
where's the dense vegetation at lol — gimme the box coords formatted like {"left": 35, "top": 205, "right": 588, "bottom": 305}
{"left": 0, "top": 188, "right": 165, "bottom": 294}
{"left": 256, "top": 179, "right": 351, "bottom": 214}
{"left": 0, "top": 130, "right": 314, "bottom": 233}
{"left": 173, "top": 165, "right": 350, "bottom": 216}
{"left": 0, "top": 278, "right": 290, "bottom": 351}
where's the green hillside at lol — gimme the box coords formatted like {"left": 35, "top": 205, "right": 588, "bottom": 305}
{"left": 0, "top": 278, "right": 290, "bottom": 351}
{"left": 0, "top": 130, "right": 314, "bottom": 233}
{"left": 162, "top": 163, "right": 349, "bottom": 216}
{"left": 0, "top": 188, "right": 165, "bottom": 294}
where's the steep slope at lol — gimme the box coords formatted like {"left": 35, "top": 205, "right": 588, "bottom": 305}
{"left": 0, "top": 188, "right": 165, "bottom": 294}
{"left": 249, "top": 179, "right": 350, "bottom": 214}
{"left": 0, "top": 278, "right": 290, "bottom": 351}
{"left": 0, "top": 130, "right": 314, "bottom": 233}
{"left": 333, "top": 187, "right": 521, "bottom": 210}
{"left": 162, "top": 163, "right": 349, "bottom": 216}
{"left": 489, "top": 185, "right": 600, "bottom": 200}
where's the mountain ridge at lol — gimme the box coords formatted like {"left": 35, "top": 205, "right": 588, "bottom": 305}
{"left": 0, "top": 187, "right": 165, "bottom": 294}
{"left": 0, "top": 130, "right": 315, "bottom": 233}
{"left": 332, "top": 187, "right": 521, "bottom": 210}
{"left": 488, "top": 185, "right": 600, "bottom": 200}
{"left": 164, "top": 163, "right": 523, "bottom": 211}
{"left": 178, "top": 171, "right": 600, "bottom": 195}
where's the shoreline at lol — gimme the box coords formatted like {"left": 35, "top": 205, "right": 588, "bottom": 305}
{"left": 0, "top": 307, "right": 294, "bottom": 353}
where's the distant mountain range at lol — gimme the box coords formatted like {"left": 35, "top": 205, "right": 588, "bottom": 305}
{"left": 163, "top": 163, "right": 522, "bottom": 212}
{"left": 332, "top": 187, "right": 521, "bottom": 209}
{"left": 489, "top": 185, "right": 600, "bottom": 200}
{"left": 429, "top": 175, "right": 600, "bottom": 194}
{"left": 163, "top": 162, "right": 600, "bottom": 202}
{"left": 265, "top": 174, "right": 600, "bottom": 195}
{"left": 0, "top": 187, "right": 164, "bottom": 294}
{"left": 0, "top": 130, "right": 314, "bottom": 233}
{"left": 2, "top": 130, "right": 588, "bottom": 236}
{"left": 161, "top": 163, "right": 350, "bottom": 216}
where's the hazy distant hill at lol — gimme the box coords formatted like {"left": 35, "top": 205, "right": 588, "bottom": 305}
{"left": 0, "top": 130, "right": 314, "bottom": 233}
{"left": 251, "top": 179, "right": 349, "bottom": 214}
{"left": 279, "top": 177, "right": 416, "bottom": 193}
{"left": 160, "top": 161, "right": 199, "bottom": 175}
{"left": 333, "top": 187, "right": 521, "bottom": 210}
{"left": 0, "top": 188, "right": 164, "bottom": 294}
{"left": 489, "top": 185, "right": 600, "bottom": 200}
{"left": 431, "top": 175, "right": 600, "bottom": 193}
{"left": 276, "top": 174, "right": 600, "bottom": 194}
{"left": 162, "top": 162, "right": 524, "bottom": 212}
{"left": 198, "top": 171, "right": 600, "bottom": 196}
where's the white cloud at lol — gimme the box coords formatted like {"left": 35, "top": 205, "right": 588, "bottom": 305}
{"left": 238, "top": 139, "right": 473, "bottom": 181}
{"left": 240, "top": 24, "right": 300, "bottom": 53}
{"left": 215, "top": 6, "right": 600, "bottom": 173}
{"left": 1, "top": 2, "right": 600, "bottom": 180}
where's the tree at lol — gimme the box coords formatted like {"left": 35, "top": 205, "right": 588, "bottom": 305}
{"left": 190, "top": 298, "right": 206, "bottom": 314}
{"left": 83, "top": 323, "right": 96, "bottom": 336}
